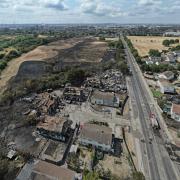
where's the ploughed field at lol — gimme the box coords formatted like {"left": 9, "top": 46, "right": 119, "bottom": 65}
{"left": 127, "top": 36, "right": 180, "bottom": 57}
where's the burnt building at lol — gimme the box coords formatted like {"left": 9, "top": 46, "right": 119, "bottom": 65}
{"left": 37, "top": 116, "right": 73, "bottom": 142}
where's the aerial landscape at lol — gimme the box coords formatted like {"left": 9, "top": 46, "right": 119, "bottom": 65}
{"left": 0, "top": 0, "right": 180, "bottom": 180}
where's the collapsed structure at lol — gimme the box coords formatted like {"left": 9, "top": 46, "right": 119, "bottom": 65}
{"left": 34, "top": 93, "right": 60, "bottom": 115}
{"left": 85, "top": 69, "right": 127, "bottom": 93}
{"left": 63, "top": 87, "right": 89, "bottom": 103}
{"left": 37, "top": 116, "right": 73, "bottom": 142}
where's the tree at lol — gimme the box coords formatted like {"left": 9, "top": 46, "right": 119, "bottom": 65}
{"left": 83, "top": 170, "right": 100, "bottom": 180}
{"left": 177, "top": 64, "right": 180, "bottom": 71}
{"left": 67, "top": 69, "right": 86, "bottom": 86}
{"left": 162, "top": 40, "right": 170, "bottom": 47}
{"left": 0, "top": 158, "right": 9, "bottom": 179}
{"left": 149, "top": 49, "right": 161, "bottom": 57}
{"left": 132, "top": 171, "right": 145, "bottom": 180}
{"left": 175, "top": 39, "right": 179, "bottom": 43}
{"left": 117, "top": 62, "right": 129, "bottom": 75}
{"left": 0, "top": 61, "right": 7, "bottom": 70}
{"left": 0, "top": 53, "right": 5, "bottom": 59}
{"left": 171, "top": 45, "right": 180, "bottom": 51}
{"left": 169, "top": 39, "right": 175, "bottom": 44}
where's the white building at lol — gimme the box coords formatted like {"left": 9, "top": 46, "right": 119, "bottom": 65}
{"left": 158, "top": 71, "right": 175, "bottom": 81}
{"left": 164, "top": 31, "right": 180, "bottom": 37}
{"left": 158, "top": 79, "right": 175, "bottom": 94}
{"left": 79, "top": 123, "right": 112, "bottom": 152}
{"left": 91, "top": 90, "right": 120, "bottom": 108}
{"left": 171, "top": 104, "right": 180, "bottom": 122}
{"left": 145, "top": 57, "right": 161, "bottom": 65}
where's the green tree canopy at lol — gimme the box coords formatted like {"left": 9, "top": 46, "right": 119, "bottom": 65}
{"left": 67, "top": 69, "right": 86, "bottom": 86}
{"left": 149, "top": 49, "right": 161, "bottom": 57}
{"left": 163, "top": 39, "right": 170, "bottom": 47}
{"left": 175, "top": 39, "right": 179, "bottom": 43}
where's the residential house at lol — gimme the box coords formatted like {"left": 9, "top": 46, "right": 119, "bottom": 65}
{"left": 79, "top": 123, "right": 112, "bottom": 152}
{"left": 158, "top": 71, "right": 175, "bottom": 81}
{"left": 173, "top": 51, "right": 180, "bottom": 63}
{"left": 171, "top": 104, "right": 180, "bottom": 122}
{"left": 165, "top": 53, "right": 176, "bottom": 63}
{"left": 16, "top": 160, "right": 79, "bottom": 180}
{"left": 158, "top": 79, "right": 175, "bottom": 94}
{"left": 145, "top": 57, "right": 161, "bottom": 65}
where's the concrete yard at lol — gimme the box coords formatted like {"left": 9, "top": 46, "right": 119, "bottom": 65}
{"left": 62, "top": 102, "right": 130, "bottom": 126}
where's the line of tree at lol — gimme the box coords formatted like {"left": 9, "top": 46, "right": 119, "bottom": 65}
{"left": 124, "top": 37, "right": 142, "bottom": 64}
{"left": 162, "top": 39, "right": 179, "bottom": 47}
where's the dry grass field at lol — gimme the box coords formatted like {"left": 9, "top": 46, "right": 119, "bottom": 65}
{"left": 128, "top": 36, "right": 180, "bottom": 57}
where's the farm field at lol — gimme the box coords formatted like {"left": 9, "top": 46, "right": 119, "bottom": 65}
{"left": 127, "top": 36, "right": 180, "bottom": 57}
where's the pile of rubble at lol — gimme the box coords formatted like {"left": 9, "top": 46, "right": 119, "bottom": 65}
{"left": 85, "top": 69, "right": 127, "bottom": 93}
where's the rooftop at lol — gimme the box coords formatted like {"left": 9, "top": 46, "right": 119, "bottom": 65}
{"left": 93, "top": 91, "right": 117, "bottom": 101}
{"left": 172, "top": 104, "right": 180, "bottom": 115}
{"left": 162, "top": 71, "right": 174, "bottom": 78}
{"left": 37, "top": 116, "right": 66, "bottom": 132}
{"left": 31, "top": 160, "right": 76, "bottom": 180}
{"left": 79, "top": 123, "right": 112, "bottom": 146}
{"left": 158, "top": 79, "right": 173, "bottom": 87}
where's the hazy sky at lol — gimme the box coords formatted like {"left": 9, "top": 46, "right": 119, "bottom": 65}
{"left": 0, "top": 0, "right": 180, "bottom": 24}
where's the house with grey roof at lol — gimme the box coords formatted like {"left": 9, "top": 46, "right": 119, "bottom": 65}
{"left": 158, "top": 71, "right": 175, "bottom": 81}
{"left": 16, "top": 160, "right": 79, "bottom": 180}
{"left": 158, "top": 79, "right": 175, "bottom": 94}
{"left": 171, "top": 104, "right": 180, "bottom": 122}
{"left": 90, "top": 90, "right": 120, "bottom": 108}
{"left": 79, "top": 123, "right": 112, "bottom": 152}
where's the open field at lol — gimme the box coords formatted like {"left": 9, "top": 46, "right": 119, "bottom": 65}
{"left": 0, "top": 38, "right": 108, "bottom": 94}
{"left": 128, "top": 36, "right": 180, "bottom": 56}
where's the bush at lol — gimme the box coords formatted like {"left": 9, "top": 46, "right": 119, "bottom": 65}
{"left": 162, "top": 39, "right": 170, "bottom": 47}
{"left": 175, "top": 39, "right": 179, "bottom": 43}
{"left": 5, "top": 49, "right": 20, "bottom": 60}
{"left": 67, "top": 69, "right": 86, "bottom": 85}
{"left": 0, "top": 53, "right": 5, "bottom": 59}
{"left": 132, "top": 171, "right": 145, "bottom": 180}
{"left": 0, "top": 158, "right": 9, "bottom": 179}
{"left": 149, "top": 49, "right": 161, "bottom": 57}
{"left": 0, "top": 60, "right": 7, "bottom": 70}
